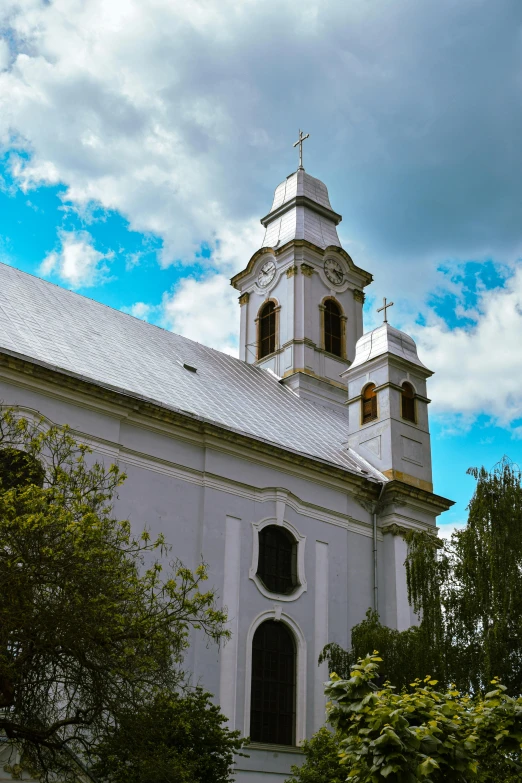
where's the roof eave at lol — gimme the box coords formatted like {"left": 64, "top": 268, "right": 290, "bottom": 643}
{"left": 0, "top": 349, "right": 383, "bottom": 496}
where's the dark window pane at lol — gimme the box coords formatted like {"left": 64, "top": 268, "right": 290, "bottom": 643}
{"left": 259, "top": 303, "right": 276, "bottom": 359}
{"left": 257, "top": 526, "right": 297, "bottom": 595}
{"left": 362, "top": 384, "right": 377, "bottom": 423}
{"left": 401, "top": 383, "right": 416, "bottom": 422}
{"left": 250, "top": 621, "right": 296, "bottom": 745}
{"left": 324, "top": 299, "right": 342, "bottom": 357}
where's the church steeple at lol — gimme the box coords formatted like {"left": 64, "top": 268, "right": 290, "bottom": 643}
{"left": 342, "top": 317, "right": 434, "bottom": 492}
{"left": 231, "top": 139, "right": 373, "bottom": 413}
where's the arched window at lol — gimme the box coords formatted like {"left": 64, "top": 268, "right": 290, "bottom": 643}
{"left": 0, "top": 448, "right": 44, "bottom": 491}
{"left": 401, "top": 382, "right": 416, "bottom": 423}
{"left": 257, "top": 525, "right": 297, "bottom": 595}
{"left": 324, "top": 299, "right": 342, "bottom": 357}
{"left": 362, "top": 383, "right": 377, "bottom": 424}
{"left": 258, "top": 302, "right": 276, "bottom": 359}
{"left": 250, "top": 620, "right": 296, "bottom": 745}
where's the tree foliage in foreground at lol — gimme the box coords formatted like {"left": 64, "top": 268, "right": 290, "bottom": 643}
{"left": 286, "top": 728, "right": 344, "bottom": 783}
{"left": 322, "top": 458, "right": 522, "bottom": 696}
{"left": 0, "top": 408, "right": 240, "bottom": 781}
{"left": 324, "top": 653, "right": 522, "bottom": 783}
{"left": 319, "top": 611, "right": 430, "bottom": 691}
{"left": 92, "top": 688, "right": 244, "bottom": 783}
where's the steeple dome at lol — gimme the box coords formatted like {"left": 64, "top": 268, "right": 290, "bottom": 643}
{"left": 261, "top": 169, "right": 342, "bottom": 250}
{"left": 350, "top": 323, "right": 431, "bottom": 373}
{"left": 231, "top": 142, "right": 372, "bottom": 413}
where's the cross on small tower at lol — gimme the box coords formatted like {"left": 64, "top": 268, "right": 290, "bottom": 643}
{"left": 377, "top": 296, "right": 394, "bottom": 323}
{"left": 293, "top": 129, "right": 310, "bottom": 171}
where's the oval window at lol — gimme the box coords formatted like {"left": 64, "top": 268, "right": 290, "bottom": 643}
{"left": 257, "top": 525, "right": 298, "bottom": 595}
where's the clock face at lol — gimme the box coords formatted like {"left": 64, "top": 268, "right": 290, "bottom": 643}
{"left": 257, "top": 259, "right": 276, "bottom": 288}
{"left": 324, "top": 258, "right": 344, "bottom": 286}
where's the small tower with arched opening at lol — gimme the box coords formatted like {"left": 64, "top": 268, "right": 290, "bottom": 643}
{"left": 342, "top": 322, "right": 434, "bottom": 492}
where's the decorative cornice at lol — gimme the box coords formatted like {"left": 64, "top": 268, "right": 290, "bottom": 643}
{"left": 300, "top": 263, "right": 315, "bottom": 277}
{"left": 382, "top": 523, "right": 412, "bottom": 537}
{"left": 286, "top": 265, "right": 298, "bottom": 278}
{"left": 381, "top": 479, "right": 454, "bottom": 513}
{"left": 0, "top": 351, "right": 378, "bottom": 501}
{"left": 281, "top": 366, "right": 348, "bottom": 391}
{"left": 260, "top": 194, "right": 342, "bottom": 228}
{"left": 238, "top": 292, "right": 250, "bottom": 305}
{"left": 231, "top": 241, "right": 373, "bottom": 289}
{"left": 281, "top": 338, "right": 317, "bottom": 350}
{"left": 353, "top": 289, "right": 365, "bottom": 303}
{"left": 346, "top": 381, "right": 431, "bottom": 404}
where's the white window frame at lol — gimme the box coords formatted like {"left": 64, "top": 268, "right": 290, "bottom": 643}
{"left": 249, "top": 517, "right": 307, "bottom": 601}
{"left": 244, "top": 609, "right": 307, "bottom": 746}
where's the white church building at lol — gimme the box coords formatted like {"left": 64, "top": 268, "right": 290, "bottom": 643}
{"left": 0, "top": 149, "right": 452, "bottom": 781}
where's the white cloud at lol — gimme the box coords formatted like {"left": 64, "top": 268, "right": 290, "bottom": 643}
{"left": 40, "top": 230, "right": 113, "bottom": 288}
{"left": 160, "top": 274, "right": 239, "bottom": 355}
{"left": 121, "top": 301, "right": 155, "bottom": 320}
{"left": 2, "top": 0, "right": 522, "bottom": 429}
{"left": 438, "top": 521, "right": 466, "bottom": 540}
{"left": 0, "top": 39, "right": 9, "bottom": 71}
{"left": 412, "top": 264, "right": 522, "bottom": 426}
{"left": 1, "top": 0, "right": 521, "bottom": 282}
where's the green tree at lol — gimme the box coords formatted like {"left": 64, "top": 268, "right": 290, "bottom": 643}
{"left": 286, "top": 728, "right": 344, "bottom": 783}
{"left": 405, "top": 457, "right": 522, "bottom": 694}
{"left": 0, "top": 409, "right": 236, "bottom": 781}
{"left": 92, "top": 687, "right": 244, "bottom": 783}
{"left": 321, "top": 458, "right": 522, "bottom": 696}
{"left": 319, "top": 611, "right": 433, "bottom": 691}
{"left": 325, "top": 653, "right": 522, "bottom": 783}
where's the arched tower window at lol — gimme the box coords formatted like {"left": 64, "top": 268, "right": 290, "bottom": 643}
{"left": 324, "top": 299, "right": 342, "bottom": 357}
{"left": 250, "top": 620, "right": 296, "bottom": 745}
{"left": 401, "top": 382, "right": 416, "bottom": 423}
{"left": 362, "top": 383, "right": 378, "bottom": 424}
{"left": 257, "top": 525, "right": 297, "bottom": 595}
{"left": 258, "top": 302, "right": 276, "bottom": 359}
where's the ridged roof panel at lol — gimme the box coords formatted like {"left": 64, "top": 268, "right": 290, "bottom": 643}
{"left": 0, "top": 263, "right": 384, "bottom": 481}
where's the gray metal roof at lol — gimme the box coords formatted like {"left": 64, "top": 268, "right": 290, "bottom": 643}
{"left": 261, "top": 169, "right": 342, "bottom": 250}
{"left": 350, "top": 323, "right": 432, "bottom": 374}
{"left": 0, "top": 262, "right": 384, "bottom": 480}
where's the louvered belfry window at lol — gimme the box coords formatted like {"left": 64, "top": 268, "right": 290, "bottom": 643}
{"left": 362, "top": 383, "right": 378, "bottom": 423}
{"left": 401, "top": 382, "right": 416, "bottom": 423}
{"left": 257, "top": 525, "right": 297, "bottom": 595}
{"left": 250, "top": 620, "right": 296, "bottom": 746}
{"left": 258, "top": 302, "right": 276, "bottom": 359}
{"left": 324, "top": 299, "right": 342, "bottom": 357}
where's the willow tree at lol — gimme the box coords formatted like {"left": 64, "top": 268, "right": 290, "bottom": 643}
{"left": 320, "top": 457, "right": 522, "bottom": 696}
{"left": 407, "top": 456, "right": 522, "bottom": 694}
{"left": 0, "top": 408, "right": 236, "bottom": 781}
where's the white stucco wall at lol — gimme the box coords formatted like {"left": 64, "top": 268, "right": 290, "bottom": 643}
{"left": 0, "top": 371, "right": 433, "bottom": 782}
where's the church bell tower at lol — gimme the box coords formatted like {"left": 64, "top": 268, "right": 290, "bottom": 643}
{"left": 231, "top": 132, "right": 373, "bottom": 413}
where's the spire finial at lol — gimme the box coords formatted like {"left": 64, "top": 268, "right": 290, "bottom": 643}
{"left": 377, "top": 296, "right": 394, "bottom": 324}
{"left": 293, "top": 129, "right": 310, "bottom": 171}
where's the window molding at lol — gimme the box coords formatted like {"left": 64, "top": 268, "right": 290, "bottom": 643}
{"left": 244, "top": 610, "right": 307, "bottom": 746}
{"left": 319, "top": 297, "right": 346, "bottom": 359}
{"left": 400, "top": 380, "right": 417, "bottom": 424}
{"left": 255, "top": 298, "right": 281, "bottom": 361}
{"left": 361, "top": 382, "right": 378, "bottom": 425}
{"left": 249, "top": 518, "right": 307, "bottom": 602}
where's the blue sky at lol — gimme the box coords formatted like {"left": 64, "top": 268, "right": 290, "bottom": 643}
{"left": 1, "top": 0, "right": 522, "bottom": 531}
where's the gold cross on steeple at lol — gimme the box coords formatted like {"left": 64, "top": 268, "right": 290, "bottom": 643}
{"left": 377, "top": 296, "right": 394, "bottom": 323}
{"left": 293, "top": 129, "right": 310, "bottom": 171}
